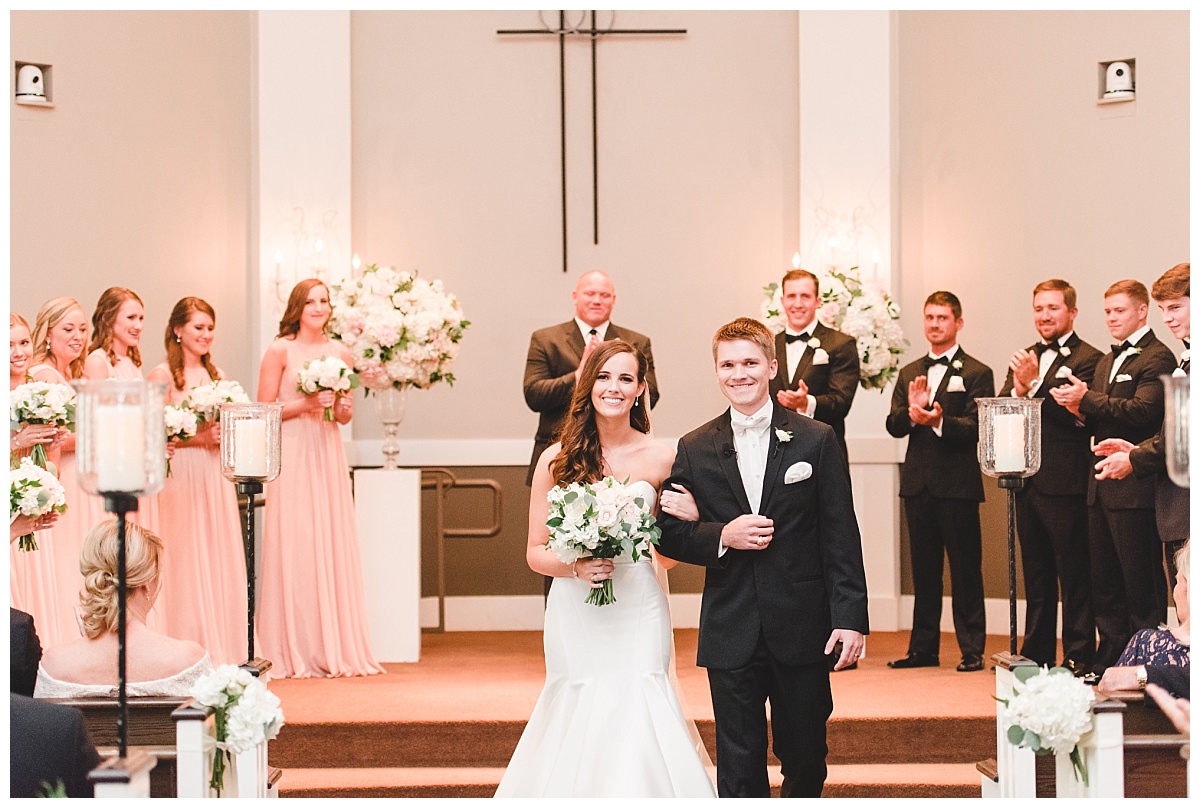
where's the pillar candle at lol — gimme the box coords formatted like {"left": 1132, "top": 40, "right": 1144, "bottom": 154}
{"left": 234, "top": 419, "right": 268, "bottom": 477}
{"left": 95, "top": 404, "right": 146, "bottom": 492}
{"left": 993, "top": 412, "right": 1026, "bottom": 473}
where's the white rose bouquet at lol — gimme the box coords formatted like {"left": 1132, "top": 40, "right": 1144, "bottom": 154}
{"left": 185, "top": 379, "right": 250, "bottom": 423}
{"left": 761, "top": 265, "right": 907, "bottom": 390}
{"left": 997, "top": 666, "right": 1095, "bottom": 785}
{"left": 10, "top": 381, "right": 75, "bottom": 469}
{"left": 328, "top": 264, "right": 469, "bottom": 392}
{"left": 544, "top": 476, "right": 661, "bottom": 606}
{"left": 163, "top": 404, "right": 200, "bottom": 477}
{"left": 190, "top": 664, "right": 285, "bottom": 794}
{"left": 10, "top": 456, "right": 67, "bottom": 551}
{"left": 296, "top": 357, "right": 360, "bottom": 421}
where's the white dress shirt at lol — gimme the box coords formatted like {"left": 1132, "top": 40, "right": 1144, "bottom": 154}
{"left": 1109, "top": 324, "right": 1150, "bottom": 382}
{"left": 719, "top": 399, "right": 774, "bottom": 558}
{"left": 921, "top": 344, "right": 960, "bottom": 438}
{"left": 1017, "top": 332, "right": 1074, "bottom": 397}
{"left": 783, "top": 322, "right": 818, "bottom": 418}
{"left": 575, "top": 318, "right": 609, "bottom": 343}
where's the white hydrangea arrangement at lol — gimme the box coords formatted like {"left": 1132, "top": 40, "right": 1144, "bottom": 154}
{"left": 10, "top": 381, "right": 75, "bottom": 469}
{"left": 296, "top": 357, "right": 360, "bottom": 421}
{"left": 163, "top": 404, "right": 199, "bottom": 477}
{"left": 328, "top": 264, "right": 469, "bottom": 392}
{"left": 9, "top": 457, "right": 67, "bottom": 551}
{"left": 761, "top": 265, "right": 907, "bottom": 390}
{"left": 998, "top": 666, "right": 1095, "bottom": 785}
{"left": 185, "top": 379, "right": 250, "bottom": 423}
{"left": 190, "top": 665, "right": 284, "bottom": 794}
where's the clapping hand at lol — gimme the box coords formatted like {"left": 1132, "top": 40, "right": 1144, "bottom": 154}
{"left": 1009, "top": 349, "right": 1040, "bottom": 396}
{"left": 574, "top": 334, "right": 601, "bottom": 383}
{"left": 907, "top": 375, "right": 931, "bottom": 410}
{"left": 776, "top": 380, "right": 809, "bottom": 412}
{"left": 659, "top": 483, "right": 699, "bottom": 522}
{"left": 909, "top": 401, "right": 943, "bottom": 428}
{"left": 1048, "top": 372, "right": 1086, "bottom": 416}
{"left": 1093, "top": 438, "right": 1134, "bottom": 480}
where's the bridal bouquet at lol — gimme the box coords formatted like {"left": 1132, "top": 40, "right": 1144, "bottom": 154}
{"left": 185, "top": 379, "right": 250, "bottom": 423}
{"left": 190, "top": 665, "right": 285, "bottom": 795}
{"left": 997, "top": 666, "right": 1095, "bottom": 785}
{"left": 10, "top": 457, "right": 67, "bottom": 551}
{"left": 163, "top": 404, "right": 199, "bottom": 477}
{"left": 10, "top": 381, "right": 75, "bottom": 470}
{"left": 544, "top": 476, "right": 661, "bottom": 607}
{"left": 296, "top": 357, "right": 360, "bottom": 421}
{"left": 328, "top": 264, "right": 469, "bottom": 392}
{"left": 761, "top": 265, "right": 907, "bottom": 390}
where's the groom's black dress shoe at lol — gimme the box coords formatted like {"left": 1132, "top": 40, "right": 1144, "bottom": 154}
{"left": 887, "top": 653, "right": 939, "bottom": 669}
{"left": 956, "top": 654, "right": 984, "bottom": 672}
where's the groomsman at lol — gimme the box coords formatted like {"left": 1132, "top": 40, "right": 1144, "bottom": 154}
{"left": 768, "top": 269, "right": 860, "bottom": 459}
{"left": 1093, "top": 263, "right": 1189, "bottom": 592}
{"left": 1050, "top": 279, "right": 1176, "bottom": 672}
{"left": 886, "top": 292, "right": 994, "bottom": 672}
{"left": 523, "top": 270, "right": 659, "bottom": 485}
{"left": 999, "top": 280, "right": 1102, "bottom": 671}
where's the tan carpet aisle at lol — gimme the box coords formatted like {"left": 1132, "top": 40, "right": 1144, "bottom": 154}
{"left": 268, "top": 630, "right": 1012, "bottom": 798}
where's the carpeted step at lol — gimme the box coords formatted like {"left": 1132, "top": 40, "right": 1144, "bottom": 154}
{"left": 278, "top": 763, "right": 982, "bottom": 799}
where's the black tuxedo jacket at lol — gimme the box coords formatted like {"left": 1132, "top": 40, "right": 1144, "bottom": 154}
{"left": 998, "top": 333, "right": 1103, "bottom": 496}
{"left": 769, "top": 322, "right": 860, "bottom": 453}
{"left": 9, "top": 694, "right": 99, "bottom": 798}
{"left": 1129, "top": 361, "right": 1189, "bottom": 542}
{"left": 9, "top": 608, "right": 41, "bottom": 698}
{"left": 886, "top": 349, "right": 995, "bottom": 501}
{"left": 1078, "top": 329, "right": 1176, "bottom": 508}
{"left": 523, "top": 320, "right": 659, "bottom": 484}
{"left": 657, "top": 404, "right": 868, "bottom": 670}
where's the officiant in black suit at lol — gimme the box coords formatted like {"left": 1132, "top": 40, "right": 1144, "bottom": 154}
{"left": 657, "top": 317, "right": 868, "bottom": 798}
{"left": 522, "top": 270, "right": 659, "bottom": 485}
{"left": 769, "top": 269, "right": 860, "bottom": 460}
{"left": 998, "top": 279, "right": 1102, "bottom": 672}
{"left": 885, "top": 291, "right": 994, "bottom": 673}
{"left": 1049, "top": 279, "right": 1176, "bottom": 672}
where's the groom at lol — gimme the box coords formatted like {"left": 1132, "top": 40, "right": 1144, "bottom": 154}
{"left": 657, "top": 317, "right": 869, "bottom": 798}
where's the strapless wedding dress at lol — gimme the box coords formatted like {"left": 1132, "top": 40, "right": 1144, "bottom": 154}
{"left": 495, "top": 481, "right": 715, "bottom": 798}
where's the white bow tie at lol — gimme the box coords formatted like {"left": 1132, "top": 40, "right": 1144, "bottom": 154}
{"left": 731, "top": 413, "right": 770, "bottom": 438}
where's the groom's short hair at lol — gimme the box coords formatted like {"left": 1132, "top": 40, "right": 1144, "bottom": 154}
{"left": 712, "top": 317, "right": 775, "bottom": 362}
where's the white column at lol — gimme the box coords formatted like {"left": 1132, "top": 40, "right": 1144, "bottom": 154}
{"left": 799, "top": 10, "right": 902, "bottom": 630}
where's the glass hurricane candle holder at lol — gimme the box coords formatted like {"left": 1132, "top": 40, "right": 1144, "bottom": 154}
{"left": 219, "top": 403, "right": 283, "bottom": 483}
{"left": 1160, "top": 373, "right": 1189, "bottom": 488}
{"left": 71, "top": 380, "right": 167, "bottom": 497}
{"left": 977, "top": 397, "right": 1042, "bottom": 478}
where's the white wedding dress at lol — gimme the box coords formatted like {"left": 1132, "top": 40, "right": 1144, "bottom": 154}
{"left": 495, "top": 481, "right": 716, "bottom": 798}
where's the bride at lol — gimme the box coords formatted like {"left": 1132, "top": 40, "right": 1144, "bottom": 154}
{"left": 495, "top": 340, "right": 716, "bottom": 798}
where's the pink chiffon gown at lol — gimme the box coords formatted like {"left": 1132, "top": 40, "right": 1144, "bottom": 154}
{"left": 258, "top": 338, "right": 383, "bottom": 678}
{"left": 151, "top": 363, "right": 252, "bottom": 666}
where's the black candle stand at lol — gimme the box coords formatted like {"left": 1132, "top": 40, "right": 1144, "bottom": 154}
{"left": 996, "top": 474, "right": 1025, "bottom": 656}
{"left": 102, "top": 492, "right": 139, "bottom": 758}
{"left": 235, "top": 479, "right": 271, "bottom": 677}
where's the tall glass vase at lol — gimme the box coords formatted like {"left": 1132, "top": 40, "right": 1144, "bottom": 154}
{"left": 1161, "top": 373, "right": 1189, "bottom": 488}
{"left": 377, "top": 386, "right": 408, "bottom": 470}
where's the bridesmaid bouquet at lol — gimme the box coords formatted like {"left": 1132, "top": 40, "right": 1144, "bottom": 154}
{"left": 190, "top": 665, "right": 285, "bottom": 795}
{"left": 163, "top": 404, "right": 199, "bottom": 477}
{"left": 544, "top": 476, "right": 661, "bottom": 606}
{"left": 10, "top": 456, "right": 67, "bottom": 551}
{"left": 185, "top": 379, "right": 250, "bottom": 423}
{"left": 998, "top": 666, "right": 1095, "bottom": 785}
{"left": 296, "top": 357, "right": 360, "bottom": 421}
{"left": 10, "top": 381, "right": 75, "bottom": 470}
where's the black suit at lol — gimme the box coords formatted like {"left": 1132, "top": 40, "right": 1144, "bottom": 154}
{"left": 886, "top": 348, "right": 994, "bottom": 660}
{"left": 1077, "top": 328, "right": 1176, "bottom": 669}
{"left": 658, "top": 404, "right": 868, "bottom": 798}
{"left": 9, "top": 693, "right": 99, "bottom": 798}
{"left": 769, "top": 322, "right": 860, "bottom": 459}
{"left": 998, "top": 334, "right": 1103, "bottom": 667}
{"left": 522, "top": 320, "right": 659, "bottom": 484}
{"left": 9, "top": 608, "right": 41, "bottom": 697}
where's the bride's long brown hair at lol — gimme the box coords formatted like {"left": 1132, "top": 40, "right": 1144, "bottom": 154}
{"left": 550, "top": 340, "right": 650, "bottom": 486}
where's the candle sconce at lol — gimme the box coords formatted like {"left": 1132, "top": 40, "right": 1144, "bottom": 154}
{"left": 977, "top": 397, "right": 1042, "bottom": 656}
{"left": 1160, "top": 374, "right": 1189, "bottom": 489}
{"left": 219, "top": 402, "right": 283, "bottom": 675}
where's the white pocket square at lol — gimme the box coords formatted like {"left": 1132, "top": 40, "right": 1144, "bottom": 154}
{"left": 1114, "top": 373, "right": 1133, "bottom": 383}
{"left": 945, "top": 375, "right": 966, "bottom": 393}
{"left": 811, "top": 348, "right": 829, "bottom": 365}
{"left": 784, "top": 462, "right": 813, "bottom": 484}
{"left": 1055, "top": 366, "right": 1073, "bottom": 379}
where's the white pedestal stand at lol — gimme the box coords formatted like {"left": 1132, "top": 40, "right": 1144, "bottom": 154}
{"left": 354, "top": 468, "right": 422, "bottom": 662}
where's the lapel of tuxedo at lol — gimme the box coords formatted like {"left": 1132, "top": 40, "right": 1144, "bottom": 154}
{"left": 932, "top": 351, "right": 960, "bottom": 409}
{"left": 563, "top": 321, "right": 586, "bottom": 364}
{"left": 791, "top": 346, "right": 813, "bottom": 387}
{"left": 1093, "top": 352, "right": 1115, "bottom": 394}
{"left": 712, "top": 414, "right": 753, "bottom": 514}
{"left": 1036, "top": 342, "right": 1068, "bottom": 397}
{"left": 757, "top": 405, "right": 789, "bottom": 514}
{"left": 1112, "top": 330, "right": 1156, "bottom": 382}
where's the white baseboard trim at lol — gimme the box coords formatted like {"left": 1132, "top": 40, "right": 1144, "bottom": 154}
{"left": 896, "top": 595, "right": 1042, "bottom": 638}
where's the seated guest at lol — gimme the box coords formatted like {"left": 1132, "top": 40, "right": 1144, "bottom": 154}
{"left": 10, "top": 608, "right": 41, "bottom": 697}
{"left": 1098, "top": 540, "right": 1189, "bottom": 696}
{"left": 34, "top": 519, "right": 213, "bottom": 698}
{"left": 10, "top": 693, "right": 100, "bottom": 798}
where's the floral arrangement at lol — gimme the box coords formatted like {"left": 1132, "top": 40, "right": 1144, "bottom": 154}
{"left": 296, "top": 357, "right": 360, "bottom": 421}
{"left": 544, "top": 476, "right": 661, "bottom": 606}
{"left": 761, "top": 265, "right": 907, "bottom": 390}
{"left": 328, "top": 264, "right": 469, "bottom": 392}
{"left": 185, "top": 379, "right": 250, "bottom": 423}
{"left": 10, "top": 457, "right": 67, "bottom": 551}
{"left": 163, "top": 404, "right": 199, "bottom": 477}
{"left": 190, "top": 665, "right": 285, "bottom": 794}
{"left": 10, "top": 381, "right": 75, "bottom": 469}
{"left": 997, "top": 666, "right": 1095, "bottom": 785}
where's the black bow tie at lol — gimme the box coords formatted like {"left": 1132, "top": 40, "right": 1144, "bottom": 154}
{"left": 1034, "top": 342, "right": 1057, "bottom": 356}
{"left": 1111, "top": 341, "right": 1132, "bottom": 356}
{"left": 785, "top": 332, "right": 812, "bottom": 344}
{"left": 923, "top": 355, "right": 950, "bottom": 369}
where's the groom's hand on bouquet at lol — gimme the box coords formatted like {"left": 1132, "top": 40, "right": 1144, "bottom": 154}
{"left": 826, "top": 629, "right": 865, "bottom": 671}
{"left": 720, "top": 514, "right": 774, "bottom": 551}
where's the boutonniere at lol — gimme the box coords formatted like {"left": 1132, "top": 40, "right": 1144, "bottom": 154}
{"left": 807, "top": 337, "right": 821, "bottom": 349}
{"left": 951, "top": 358, "right": 963, "bottom": 371}
{"left": 1124, "top": 346, "right": 1143, "bottom": 357}
{"left": 1181, "top": 349, "right": 1191, "bottom": 363}
{"left": 1059, "top": 345, "right": 1071, "bottom": 357}
{"left": 775, "top": 428, "right": 793, "bottom": 443}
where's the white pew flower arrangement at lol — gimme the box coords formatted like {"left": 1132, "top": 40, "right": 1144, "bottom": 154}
{"left": 190, "top": 665, "right": 285, "bottom": 794}
{"left": 996, "top": 666, "right": 1095, "bottom": 785}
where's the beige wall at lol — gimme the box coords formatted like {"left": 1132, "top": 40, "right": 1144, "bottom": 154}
{"left": 10, "top": 11, "right": 255, "bottom": 387}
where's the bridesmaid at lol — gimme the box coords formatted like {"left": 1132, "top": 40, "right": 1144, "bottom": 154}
{"left": 83, "top": 287, "right": 159, "bottom": 535}
{"left": 10, "top": 313, "right": 63, "bottom": 547}
{"left": 256, "top": 279, "right": 383, "bottom": 678}
{"left": 16, "top": 299, "right": 99, "bottom": 647}
{"left": 147, "top": 298, "right": 251, "bottom": 666}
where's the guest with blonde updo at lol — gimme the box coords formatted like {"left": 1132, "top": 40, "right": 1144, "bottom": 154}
{"left": 33, "top": 519, "right": 213, "bottom": 698}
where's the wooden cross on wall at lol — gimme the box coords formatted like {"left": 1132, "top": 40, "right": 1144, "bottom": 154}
{"left": 498, "top": 11, "right": 687, "bottom": 273}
